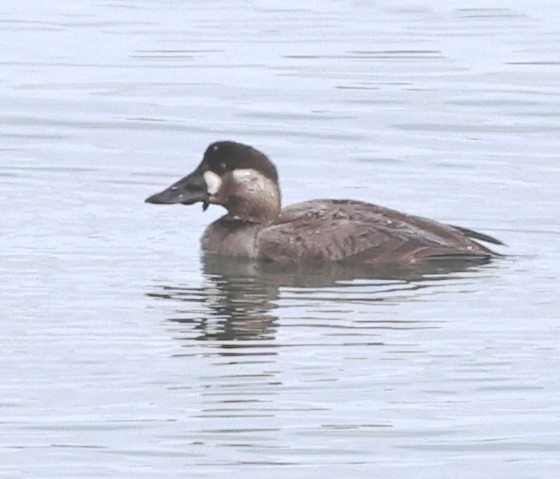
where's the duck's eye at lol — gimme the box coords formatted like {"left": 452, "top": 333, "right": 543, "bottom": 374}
{"left": 215, "top": 161, "right": 227, "bottom": 173}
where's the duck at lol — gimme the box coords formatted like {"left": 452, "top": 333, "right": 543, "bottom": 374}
{"left": 145, "top": 140, "right": 504, "bottom": 266}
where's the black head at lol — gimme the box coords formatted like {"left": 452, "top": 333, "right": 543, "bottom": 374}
{"left": 145, "top": 141, "right": 281, "bottom": 221}
{"left": 201, "top": 141, "right": 278, "bottom": 183}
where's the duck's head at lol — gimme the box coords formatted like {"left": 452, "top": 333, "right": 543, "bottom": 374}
{"left": 146, "top": 141, "right": 281, "bottom": 223}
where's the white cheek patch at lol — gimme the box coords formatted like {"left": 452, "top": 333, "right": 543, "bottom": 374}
{"left": 203, "top": 170, "right": 222, "bottom": 195}
{"left": 232, "top": 168, "right": 279, "bottom": 200}
{"left": 232, "top": 168, "right": 263, "bottom": 189}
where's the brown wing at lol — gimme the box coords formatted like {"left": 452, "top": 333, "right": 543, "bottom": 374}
{"left": 257, "top": 199, "right": 499, "bottom": 265}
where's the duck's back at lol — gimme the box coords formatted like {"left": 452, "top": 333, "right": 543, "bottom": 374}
{"left": 257, "top": 199, "right": 501, "bottom": 265}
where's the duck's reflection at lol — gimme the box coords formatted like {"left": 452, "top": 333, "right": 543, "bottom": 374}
{"left": 149, "top": 256, "right": 283, "bottom": 342}
{"left": 147, "top": 254, "right": 495, "bottom": 343}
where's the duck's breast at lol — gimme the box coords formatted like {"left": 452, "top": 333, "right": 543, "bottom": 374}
{"left": 202, "top": 219, "right": 263, "bottom": 257}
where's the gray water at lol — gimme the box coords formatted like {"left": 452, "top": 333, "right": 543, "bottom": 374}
{"left": 2, "top": 1, "right": 560, "bottom": 478}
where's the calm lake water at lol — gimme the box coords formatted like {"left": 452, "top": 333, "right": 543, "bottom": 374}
{"left": 2, "top": 1, "right": 560, "bottom": 477}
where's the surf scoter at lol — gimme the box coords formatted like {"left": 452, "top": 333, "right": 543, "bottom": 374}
{"left": 146, "top": 141, "right": 503, "bottom": 265}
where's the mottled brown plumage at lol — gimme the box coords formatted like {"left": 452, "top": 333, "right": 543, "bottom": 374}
{"left": 257, "top": 199, "right": 500, "bottom": 265}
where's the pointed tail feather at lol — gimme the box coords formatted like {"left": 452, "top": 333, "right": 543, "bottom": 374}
{"left": 450, "top": 225, "right": 505, "bottom": 246}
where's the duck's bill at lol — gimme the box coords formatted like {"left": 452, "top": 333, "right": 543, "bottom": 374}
{"left": 145, "top": 170, "right": 209, "bottom": 207}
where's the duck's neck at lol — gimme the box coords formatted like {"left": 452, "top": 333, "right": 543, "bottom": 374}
{"left": 223, "top": 179, "right": 281, "bottom": 224}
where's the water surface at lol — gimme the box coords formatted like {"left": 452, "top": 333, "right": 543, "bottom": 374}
{"left": 1, "top": 1, "right": 560, "bottom": 478}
